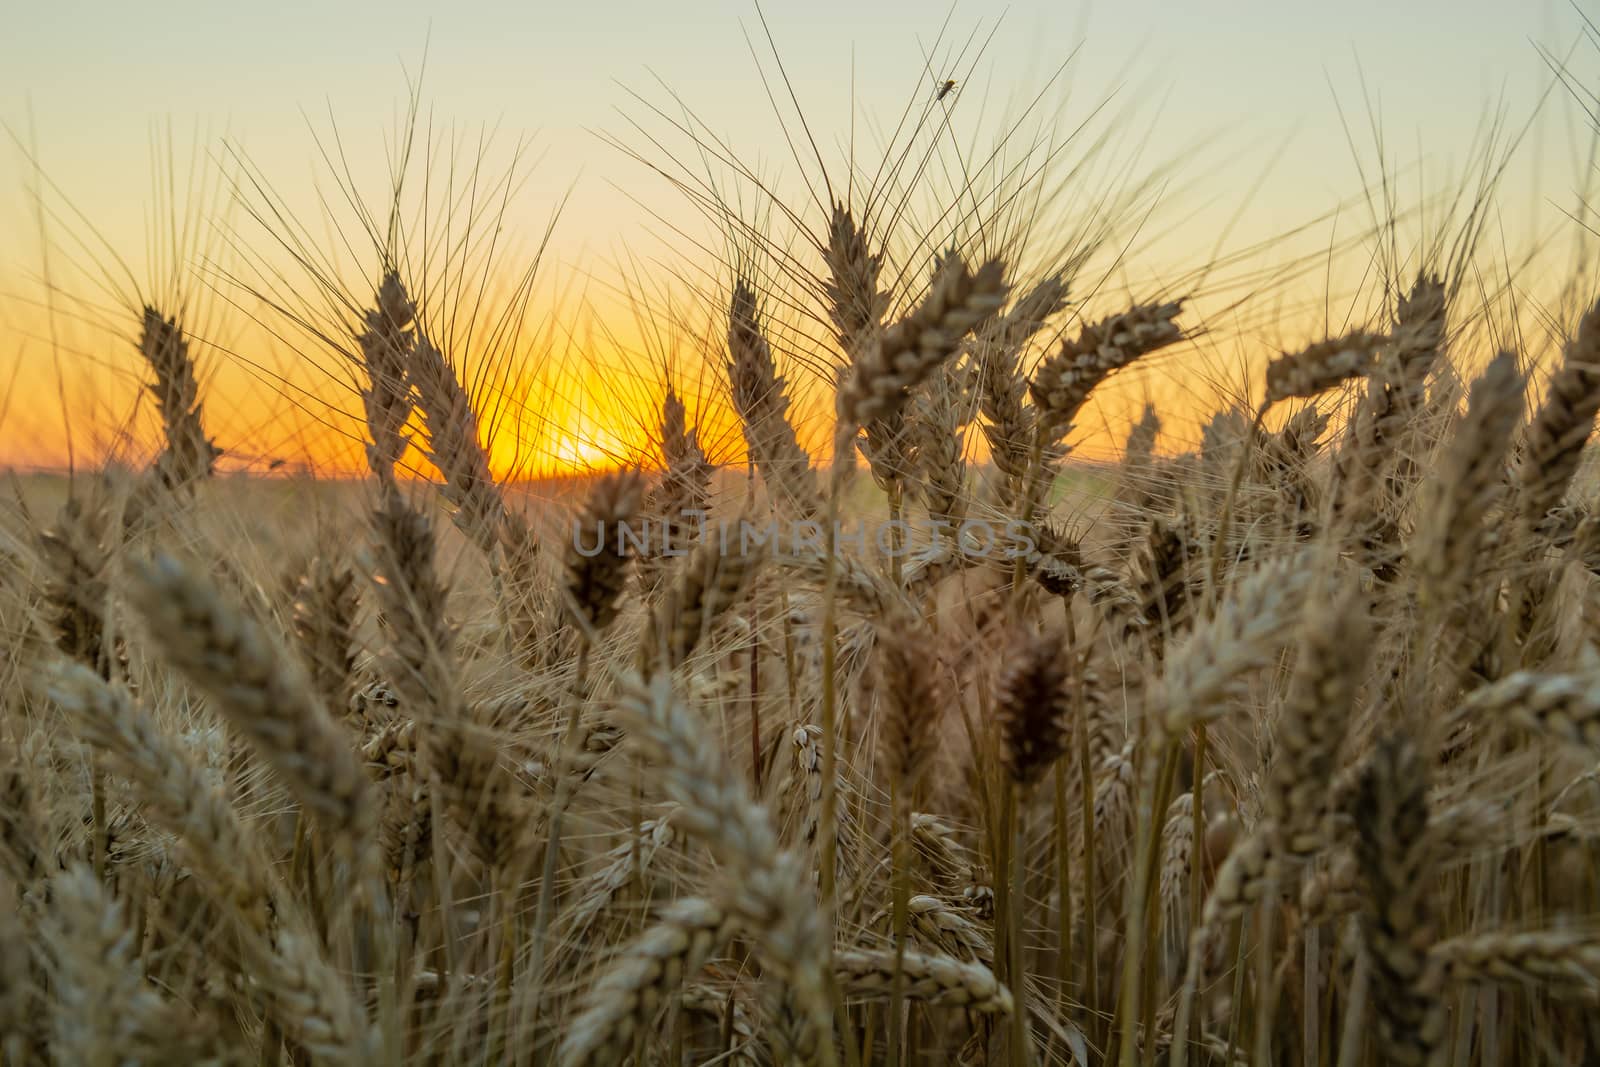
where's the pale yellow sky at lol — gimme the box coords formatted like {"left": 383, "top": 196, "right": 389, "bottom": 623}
{"left": 2, "top": 1, "right": 1596, "bottom": 475}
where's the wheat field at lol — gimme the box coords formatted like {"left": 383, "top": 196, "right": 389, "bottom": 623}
{"left": 4, "top": 18, "right": 1600, "bottom": 1067}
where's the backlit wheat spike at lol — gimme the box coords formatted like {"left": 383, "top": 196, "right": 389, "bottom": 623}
{"left": 728, "top": 280, "right": 821, "bottom": 517}
{"left": 788, "top": 722, "right": 856, "bottom": 886}
{"left": 354, "top": 270, "right": 416, "bottom": 487}
{"left": 989, "top": 271, "right": 1069, "bottom": 351}
{"left": 378, "top": 771, "right": 431, "bottom": 890}
{"left": 408, "top": 334, "right": 515, "bottom": 559}
{"left": 824, "top": 206, "right": 900, "bottom": 491}
{"left": 644, "top": 533, "right": 763, "bottom": 668}
{"left": 856, "top": 402, "right": 913, "bottom": 495}
{"left": 660, "top": 386, "right": 713, "bottom": 503}
{"left": 978, "top": 328, "right": 1035, "bottom": 480}
{"left": 1130, "top": 514, "right": 1198, "bottom": 648}
{"left": 46, "top": 663, "right": 274, "bottom": 932}
{"left": 1156, "top": 559, "right": 1310, "bottom": 734}
{"left": 290, "top": 553, "right": 362, "bottom": 714}
{"left": 1374, "top": 274, "right": 1448, "bottom": 491}
{"left": 371, "top": 494, "right": 452, "bottom": 704}
{"left": 822, "top": 202, "right": 889, "bottom": 355}
{"left": 1266, "top": 581, "right": 1370, "bottom": 861}
{"left": 247, "top": 922, "right": 380, "bottom": 1065}
{"left": 1299, "top": 849, "right": 1363, "bottom": 924}
{"left": 1520, "top": 297, "right": 1600, "bottom": 530}
{"left": 1159, "top": 787, "right": 1199, "bottom": 913}
{"left": 1022, "top": 518, "right": 1086, "bottom": 598}
{"left": 910, "top": 361, "right": 972, "bottom": 527}
{"left": 1411, "top": 350, "right": 1525, "bottom": 614}
{"left": 558, "top": 808, "right": 678, "bottom": 946}
{"left": 1029, "top": 300, "right": 1183, "bottom": 442}
{"left": 910, "top": 812, "right": 972, "bottom": 893}
{"left": 427, "top": 698, "right": 530, "bottom": 870}
{"left": 870, "top": 613, "right": 942, "bottom": 797}
{"left": 1085, "top": 742, "right": 1138, "bottom": 872}
{"left": 640, "top": 386, "right": 714, "bottom": 596}
{"left": 37, "top": 494, "right": 119, "bottom": 678}
{"left": 1394, "top": 274, "right": 1447, "bottom": 398}
{"left": 40, "top": 864, "right": 186, "bottom": 1067}
{"left": 48, "top": 665, "right": 375, "bottom": 1061}
{"left": 1118, "top": 401, "right": 1164, "bottom": 512}
{"left": 1255, "top": 404, "right": 1326, "bottom": 531}
{"left": 1204, "top": 830, "right": 1276, "bottom": 930}
{"left": 1263, "top": 331, "right": 1386, "bottom": 405}
{"left": 139, "top": 306, "right": 220, "bottom": 491}
{"left": 564, "top": 468, "right": 644, "bottom": 634}
{"left": 1171, "top": 828, "right": 1276, "bottom": 1067}
{"left": 871, "top": 894, "right": 993, "bottom": 962}
{"left": 836, "top": 251, "right": 1007, "bottom": 431}
{"left": 975, "top": 273, "right": 1069, "bottom": 485}
{"left": 779, "top": 544, "right": 917, "bottom": 619}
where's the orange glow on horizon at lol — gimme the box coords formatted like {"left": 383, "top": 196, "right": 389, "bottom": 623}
{"left": 0, "top": 269, "right": 1583, "bottom": 487}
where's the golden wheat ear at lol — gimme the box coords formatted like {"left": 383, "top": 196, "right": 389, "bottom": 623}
{"left": 1262, "top": 331, "right": 1387, "bottom": 407}
{"left": 1520, "top": 298, "right": 1600, "bottom": 533}
{"left": 408, "top": 334, "right": 517, "bottom": 561}
{"left": 1354, "top": 735, "right": 1444, "bottom": 1067}
{"left": 138, "top": 307, "right": 221, "bottom": 493}
{"left": 1029, "top": 300, "right": 1184, "bottom": 443}
{"left": 638, "top": 385, "right": 714, "bottom": 599}
{"left": 993, "top": 627, "right": 1074, "bottom": 788}
{"left": 563, "top": 468, "right": 645, "bottom": 637}
{"left": 727, "top": 279, "right": 822, "bottom": 518}
{"left": 125, "top": 552, "right": 377, "bottom": 858}
{"left": 610, "top": 672, "right": 835, "bottom": 1062}
{"left": 354, "top": 270, "right": 417, "bottom": 489}
{"left": 837, "top": 253, "right": 1009, "bottom": 433}
{"left": 558, "top": 897, "right": 735, "bottom": 1067}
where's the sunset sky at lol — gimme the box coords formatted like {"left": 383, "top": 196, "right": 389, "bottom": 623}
{"left": 1, "top": 0, "right": 1593, "bottom": 477}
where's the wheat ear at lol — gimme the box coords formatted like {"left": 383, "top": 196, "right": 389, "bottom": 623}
{"left": 728, "top": 279, "right": 822, "bottom": 517}
{"left": 833, "top": 948, "right": 1013, "bottom": 1014}
{"left": 126, "top": 552, "right": 376, "bottom": 856}
{"left": 1354, "top": 736, "right": 1444, "bottom": 1067}
{"left": 408, "top": 334, "right": 516, "bottom": 559}
{"left": 612, "top": 672, "right": 836, "bottom": 1063}
{"left": 558, "top": 896, "right": 735, "bottom": 1067}
{"left": 139, "top": 306, "right": 220, "bottom": 491}
{"left": 1519, "top": 297, "right": 1600, "bottom": 529}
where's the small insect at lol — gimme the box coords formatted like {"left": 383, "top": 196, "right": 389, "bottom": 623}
{"left": 936, "top": 79, "right": 957, "bottom": 101}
